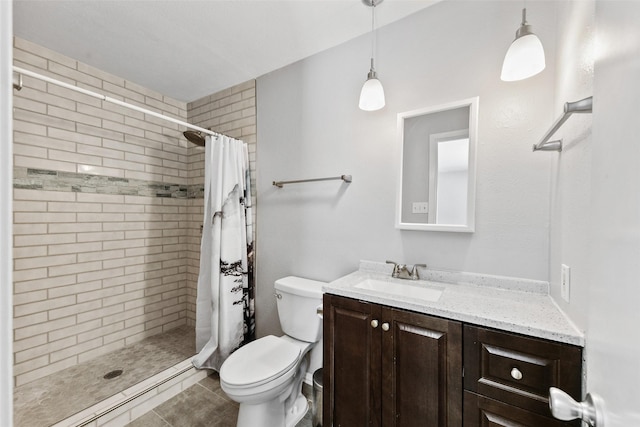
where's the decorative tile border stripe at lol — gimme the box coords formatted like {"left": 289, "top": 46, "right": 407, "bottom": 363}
{"left": 13, "top": 167, "right": 205, "bottom": 199}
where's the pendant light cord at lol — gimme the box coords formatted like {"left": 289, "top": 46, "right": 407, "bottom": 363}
{"left": 370, "top": 1, "right": 377, "bottom": 72}
{"left": 371, "top": 3, "right": 375, "bottom": 62}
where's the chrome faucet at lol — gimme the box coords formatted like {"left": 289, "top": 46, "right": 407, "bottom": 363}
{"left": 386, "top": 261, "right": 427, "bottom": 280}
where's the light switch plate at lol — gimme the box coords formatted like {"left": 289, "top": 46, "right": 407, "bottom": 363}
{"left": 561, "top": 264, "right": 571, "bottom": 303}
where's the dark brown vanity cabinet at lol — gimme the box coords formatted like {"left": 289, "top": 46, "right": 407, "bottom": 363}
{"left": 463, "top": 325, "right": 583, "bottom": 427}
{"left": 324, "top": 294, "right": 584, "bottom": 427}
{"left": 323, "top": 294, "right": 463, "bottom": 427}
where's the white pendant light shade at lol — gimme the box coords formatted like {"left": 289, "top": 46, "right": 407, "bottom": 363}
{"left": 501, "top": 33, "right": 545, "bottom": 81}
{"left": 501, "top": 8, "right": 546, "bottom": 82}
{"left": 359, "top": 73, "right": 385, "bottom": 111}
{"left": 359, "top": 0, "right": 385, "bottom": 111}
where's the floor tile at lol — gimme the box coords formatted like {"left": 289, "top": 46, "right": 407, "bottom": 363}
{"left": 127, "top": 411, "right": 171, "bottom": 427}
{"left": 129, "top": 372, "right": 315, "bottom": 427}
{"left": 14, "top": 325, "right": 195, "bottom": 427}
{"left": 151, "top": 382, "right": 237, "bottom": 427}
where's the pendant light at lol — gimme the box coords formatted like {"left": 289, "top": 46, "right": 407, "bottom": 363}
{"left": 501, "top": 7, "right": 546, "bottom": 81}
{"left": 359, "top": 0, "right": 385, "bottom": 111}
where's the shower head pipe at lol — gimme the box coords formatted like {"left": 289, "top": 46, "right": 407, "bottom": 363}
{"left": 12, "top": 66, "right": 223, "bottom": 144}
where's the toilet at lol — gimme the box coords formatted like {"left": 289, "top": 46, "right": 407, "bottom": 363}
{"left": 220, "top": 276, "right": 324, "bottom": 427}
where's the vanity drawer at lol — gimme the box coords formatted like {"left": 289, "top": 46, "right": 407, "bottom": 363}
{"left": 463, "top": 391, "right": 579, "bottom": 427}
{"left": 463, "top": 325, "right": 582, "bottom": 418}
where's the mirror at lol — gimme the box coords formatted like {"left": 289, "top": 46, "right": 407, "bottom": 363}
{"left": 396, "top": 97, "right": 478, "bottom": 232}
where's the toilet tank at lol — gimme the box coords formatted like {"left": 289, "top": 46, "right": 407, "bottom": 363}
{"left": 275, "top": 276, "right": 324, "bottom": 343}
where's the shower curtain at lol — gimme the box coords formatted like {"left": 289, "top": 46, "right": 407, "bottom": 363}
{"left": 192, "top": 134, "right": 255, "bottom": 371}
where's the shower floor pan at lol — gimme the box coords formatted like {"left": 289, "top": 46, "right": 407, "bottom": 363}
{"left": 13, "top": 325, "right": 195, "bottom": 427}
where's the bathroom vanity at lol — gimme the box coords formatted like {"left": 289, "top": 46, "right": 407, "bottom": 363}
{"left": 322, "top": 262, "right": 583, "bottom": 427}
{"left": 323, "top": 294, "right": 462, "bottom": 426}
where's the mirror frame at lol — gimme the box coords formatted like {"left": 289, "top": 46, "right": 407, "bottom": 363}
{"left": 395, "top": 97, "right": 478, "bottom": 232}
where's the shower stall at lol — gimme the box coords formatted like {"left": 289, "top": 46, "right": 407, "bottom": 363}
{"left": 10, "top": 38, "right": 257, "bottom": 426}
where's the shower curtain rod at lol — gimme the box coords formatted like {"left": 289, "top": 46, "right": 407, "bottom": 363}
{"left": 12, "top": 66, "right": 223, "bottom": 140}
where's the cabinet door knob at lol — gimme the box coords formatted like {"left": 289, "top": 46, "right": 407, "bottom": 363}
{"left": 371, "top": 320, "right": 379, "bottom": 328}
{"left": 381, "top": 322, "right": 390, "bottom": 331}
{"left": 511, "top": 367, "right": 523, "bottom": 380}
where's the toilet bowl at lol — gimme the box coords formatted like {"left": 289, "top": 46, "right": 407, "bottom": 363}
{"left": 220, "top": 276, "right": 324, "bottom": 427}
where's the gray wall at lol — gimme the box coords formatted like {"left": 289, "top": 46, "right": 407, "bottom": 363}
{"left": 588, "top": 1, "right": 640, "bottom": 418}
{"left": 256, "top": 1, "right": 558, "bottom": 337}
{"left": 549, "top": 0, "right": 594, "bottom": 332}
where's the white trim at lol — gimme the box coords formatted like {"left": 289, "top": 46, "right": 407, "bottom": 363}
{"left": 428, "top": 129, "right": 469, "bottom": 224}
{"left": 1, "top": 1, "right": 14, "bottom": 425}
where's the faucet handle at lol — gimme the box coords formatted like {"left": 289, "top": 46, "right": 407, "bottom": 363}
{"left": 410, "top": 264, "right": 427, "bottom": 280}
{"left": 386, "top": 260, "right": 400, "bottom": 278}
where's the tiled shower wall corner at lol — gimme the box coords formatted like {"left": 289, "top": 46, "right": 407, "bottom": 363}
{"left": 185, "top": 83, "right": 257, "bottom": 326}
{"left": 11, "top": 37, "right": 192, "bottom": 387}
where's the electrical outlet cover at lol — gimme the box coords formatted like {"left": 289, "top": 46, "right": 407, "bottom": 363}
{"left": 412, "top": 202, "right": 428, "bottom": 214}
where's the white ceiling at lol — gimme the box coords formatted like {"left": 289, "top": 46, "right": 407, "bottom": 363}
{"left": 13, "top": 0, "right": 439, "bottom": 103}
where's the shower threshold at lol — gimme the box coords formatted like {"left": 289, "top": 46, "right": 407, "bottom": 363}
{"left": 13, "top": 325, "right": 196, "bottom": 427}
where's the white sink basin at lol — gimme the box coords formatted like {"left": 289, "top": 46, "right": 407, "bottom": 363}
{"left": 354, "top": 278, "right": 444, "bottom": 302}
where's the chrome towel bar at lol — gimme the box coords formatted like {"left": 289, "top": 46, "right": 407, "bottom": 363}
{"left": 534, "top": 96, "right": 593, "bottom": 152}
{"left": 273, "top": 174, "right": 352, "bottom": 188}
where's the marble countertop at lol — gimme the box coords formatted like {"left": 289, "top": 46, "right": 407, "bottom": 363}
{"left": 323, "top": 261, "right": 584, "bottom": 347}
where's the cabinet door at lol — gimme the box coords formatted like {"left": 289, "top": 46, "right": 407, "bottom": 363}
{"left": 323, "top": 294, "right": 382, "bottom": 427}
{"left": 381, "top": 307, "right": 463, "bottom": 427}
{"left": 463, "top": 391, "right": 570, "bottom": 427}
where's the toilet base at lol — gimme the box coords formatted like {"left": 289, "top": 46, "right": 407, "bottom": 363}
{"left": 235, "top": 393, "right": 308, "bottom": 427}
{"left": 285, "top": 394, "right": 309, "bottom": 427}
{"left": 236, "top": 397, "right": 285, "bottom": 427}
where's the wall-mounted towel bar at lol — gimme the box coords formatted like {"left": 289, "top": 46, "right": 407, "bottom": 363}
{"left": 534, "top": 96, "right": 593, "bottom": 152}
{"left": 273, "top": 174, "right": 352, "bottom": 188}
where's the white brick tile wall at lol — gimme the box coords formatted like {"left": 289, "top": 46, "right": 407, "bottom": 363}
{"left": 13, "top": 37, "right": 192, "bottom": 387}
{"left": 15, "top": 315, "right": 77, "bottom": 341}
{"left": 12, "top": 36, "right": 254, "bottom": 401}
{"left": 48, "top": 319, "right": 102, "bottom": 342}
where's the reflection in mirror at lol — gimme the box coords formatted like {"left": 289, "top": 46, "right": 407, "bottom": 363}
{"left": 429, "top": 130, "right": 469, "bottom": 225}
{"left": 396, "top": 97, "right": 478, "bottom": 232}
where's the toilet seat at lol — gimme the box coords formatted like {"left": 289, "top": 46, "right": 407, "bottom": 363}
{"left": 220, "top": 335, "right": 301, "bottom": 389}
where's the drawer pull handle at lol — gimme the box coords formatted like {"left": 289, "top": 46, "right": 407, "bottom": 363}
{"left": 511, "top": 367, "right": 523, "bottom": 380}
{"left": 381, "top": 322, "right": 390, "bottom": 331}
{"left": 371, "top": 320, "right": 379, "bottom": 328}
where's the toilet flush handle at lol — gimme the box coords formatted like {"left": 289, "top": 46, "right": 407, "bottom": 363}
{"left": 274, "top": 292, "right": 282, "bottom": 299}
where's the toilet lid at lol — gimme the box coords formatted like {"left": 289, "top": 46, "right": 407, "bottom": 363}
{"left": 220, "top": 335, "right": 301, "bottom": 387}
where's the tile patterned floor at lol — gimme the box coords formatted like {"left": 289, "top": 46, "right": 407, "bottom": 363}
{"left": 127, "top": 372, "right": 314, "bottom": 427}
{"left": 14, "top": 325, "right": 195, "bottom": 427}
